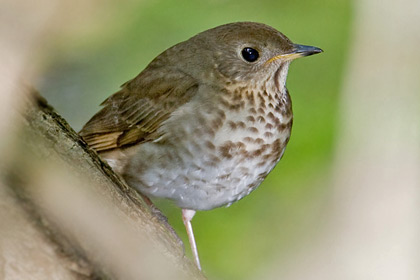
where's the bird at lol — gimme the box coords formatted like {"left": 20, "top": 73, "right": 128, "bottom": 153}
{"left": 79, "top": 22, "right": 322, "bottom": 271}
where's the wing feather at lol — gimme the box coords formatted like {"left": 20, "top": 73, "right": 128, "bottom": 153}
{"left": 79, "top": 69, "right": 198, "bottom": 152}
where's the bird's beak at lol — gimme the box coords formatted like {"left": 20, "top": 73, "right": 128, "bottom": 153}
{"left": 266, "top": 44, "right": 323, "bottom": 64}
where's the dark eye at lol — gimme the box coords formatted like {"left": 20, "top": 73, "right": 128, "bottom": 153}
{"left": 241, "top": 47, "right": 259, "bottom": 62}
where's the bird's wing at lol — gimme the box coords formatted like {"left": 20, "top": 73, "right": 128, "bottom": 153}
{"left": 79, "top": 69, "right": 198, "bottom": 152}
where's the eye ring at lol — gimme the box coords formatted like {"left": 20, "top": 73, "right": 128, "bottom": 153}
{"left": 241, "top": 47, "right": 259, "bottom": 62}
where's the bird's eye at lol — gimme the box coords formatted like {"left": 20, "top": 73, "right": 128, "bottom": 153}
{"left": 241, "top": 47, "right": 259, "bottom": 62}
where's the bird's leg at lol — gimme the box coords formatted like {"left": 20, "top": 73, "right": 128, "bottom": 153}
{"left": 182, "top": 209, "right": 201, "bottom": 271}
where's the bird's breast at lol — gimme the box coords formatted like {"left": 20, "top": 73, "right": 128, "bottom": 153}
{"left": 124, "top": 86, "right": 293, "bottom": 210}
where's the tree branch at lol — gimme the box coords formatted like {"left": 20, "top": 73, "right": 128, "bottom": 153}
{"left": 1, "top": 91, "right": 205, "bottom": 279}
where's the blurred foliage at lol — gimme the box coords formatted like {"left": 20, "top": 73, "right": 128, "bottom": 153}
{"left": 38, "top": 0, "right": 352, "bottom": 279}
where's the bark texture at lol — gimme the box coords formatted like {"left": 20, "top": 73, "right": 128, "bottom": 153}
{"left": 0, "top": 92, "right": 205, "bottom": 280}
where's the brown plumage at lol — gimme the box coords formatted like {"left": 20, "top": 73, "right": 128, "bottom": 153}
{"left": 80, "top": 71, "right": 198, "bottom": 151}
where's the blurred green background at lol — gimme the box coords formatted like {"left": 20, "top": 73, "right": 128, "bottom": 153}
{"left": 37, "top": 0, "right": 352, "bottom": 279}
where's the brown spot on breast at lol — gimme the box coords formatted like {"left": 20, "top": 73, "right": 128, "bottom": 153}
{"left": 255, "top": 138, "right": 264, "bottom": 144}
{"left": 246, "top": 116, "right": 255, "bottom": 123}
{"left": 211, "top": 118, "right": 223, "bottom": 130}
{"left": 249, "top": 108, "right": 257, "bottom": 114}
{"left": 262, "top": 153, "right": 273, "bottom": 160}
{"left": 217, "top": 174, "right": 231, "bottom": 180}
{"left": 228, "top": 120, "right": 237, "bottom": 130}
{"left": 251, "top": 149, "right": 263, "bottom": 157}
{"left": 248, "top": 127, "right": 259, "bottom": 133}
{"left": 270, "top": 158, "right": 280, "bottom": 165}
{"left": 261, "top": 143, "right": 270, "bottom": 150}
{"left": 278, "top": 123, "right": 287, "bottom": 130}
{"left": 218, "top": 141, "right": 235, "bottom": 159}
{"left": 235, "top": 141, "right": 246, "bottom": 150}
{"left": 237, "top": 121, "right": 246, "bottom": 129}
{"left": 233, "top": 90, "right": 242, "bottom": 100}
{"left": 257, "top": 171, "right": 269, "bottom": 179}
{"left": 257, "top": 116, "right": 265, "bottom": 123}
{"left": 251, "top": 145, "right": 270, "bottom": 158}
{"left": 229, "top": 104, "right": 241, "bottom": 111}
{"left": 275, "top": 104, "right": 285, "bottom": 113}
{"left": 219, "top": 149, "right": 232, "bottom": 159}
{"left": 247, "top": 92, "right": 256, "bottom": 105}
{"left": 247, "top": 182, "right": 258, "bottom": 189}
{"left": 205, "top": 141, "right": 216, "bottom": 150}
{"left": 271, "top": 139, "right": 282, "bottom": 150}
{"left": 257, "top": 161, "right": 266, "bottom": 167}
{"left": 267, "top": 112, "right": 275, "bottom": 121}
{"left": 258, "top": 108, "right": 265, "bottom": 114}
{"left": 243, "top": 137, "right": 253, "bottom": 143}
{"left": 265, "top": 123, "right": 274, "bottom": 130}
{"left": 264, "top": 132, "right": 273, "bottom": 138}
{"left": 217, "top": 109, "right": 226, "bottom": 120}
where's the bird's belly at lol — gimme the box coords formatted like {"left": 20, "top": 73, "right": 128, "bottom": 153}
{"left": 126, "top": 109, "right": 292, "bottom": 211}
{"left": 175, "top": 144, "right": 286, "bottom": 210}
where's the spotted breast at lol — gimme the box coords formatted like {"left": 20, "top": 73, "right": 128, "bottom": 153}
{"left": 122, "top": 63, "right": 293, "bottom": 211}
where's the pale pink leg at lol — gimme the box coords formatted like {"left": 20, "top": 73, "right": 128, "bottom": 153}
{"left": 182, "top": 209, "right": 201, "bottom": 271}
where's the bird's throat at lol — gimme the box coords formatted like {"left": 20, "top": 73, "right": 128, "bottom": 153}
{"left": 274, "top": 62, "right": 290, "bottom": 94}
